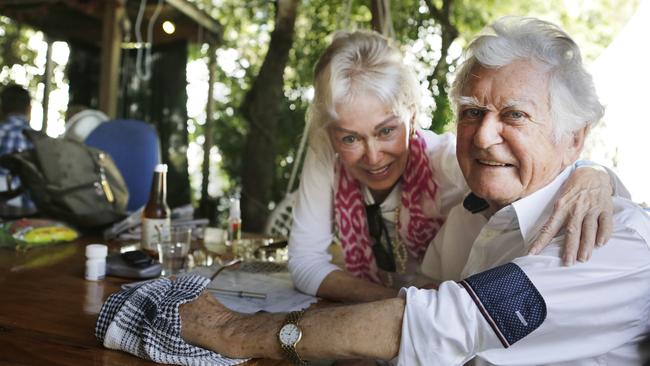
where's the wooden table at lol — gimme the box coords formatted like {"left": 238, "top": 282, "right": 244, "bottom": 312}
{"left": 0, "top": 238, "right": 286, "bottom": 365}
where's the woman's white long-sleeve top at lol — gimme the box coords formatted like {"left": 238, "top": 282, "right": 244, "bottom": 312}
{"left": 288, "top": 130, "right": 468, "bottom": 295}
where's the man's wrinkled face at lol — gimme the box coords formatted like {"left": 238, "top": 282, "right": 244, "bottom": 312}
{"left": 456, "top": 60, "right": 579, "bottom": 209}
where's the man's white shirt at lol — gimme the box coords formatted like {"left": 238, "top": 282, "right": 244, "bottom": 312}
{"left": 398, "top": 166, "right": 650, "bottom": 365}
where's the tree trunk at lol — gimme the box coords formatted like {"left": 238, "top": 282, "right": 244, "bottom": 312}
{"left": 199, "top": 43, "right": 217, "bottom": 220}
{"left": 240, "top": 0, "right": 299, "bottom": 233}
{"left": 424, "top": 0, "right": 459, "bottom": 132}
{"left": 370, "top": 0, "right": 394, "bottom": 37}
{"left": 424, "top": 0, "right": 459, "bottom": 87}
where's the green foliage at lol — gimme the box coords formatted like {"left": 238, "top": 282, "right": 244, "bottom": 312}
{"left": 1, "top": 0, "right": 639, "bottom": 219}
{"left": 192, "top": 0, "right": 378, "bottom": 206}
{"left": 0, "top": 17, "right": 36, "bottom": 66}
{"left": 0, "top": 16, "right": 39, "bottom": 91}
{"left": 189, "top": 0, "right": 640, "bottom": 210}
{"left": 189, "top": 0, "right": 274, "bottom": 200}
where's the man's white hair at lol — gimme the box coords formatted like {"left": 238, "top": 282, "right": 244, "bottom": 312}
{"left": 449, "top": 16, "right": 605, "bottom": 141}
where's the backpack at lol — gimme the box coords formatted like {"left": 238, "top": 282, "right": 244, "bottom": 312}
{"left": 0, "top": 130, "right": 128, "bottom": 228}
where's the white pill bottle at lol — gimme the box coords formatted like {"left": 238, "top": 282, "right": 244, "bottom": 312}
{"left": 85, "top": 244, "right": 108, "bottom": 281}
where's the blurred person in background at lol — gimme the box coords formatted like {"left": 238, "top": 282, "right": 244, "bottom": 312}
{"left": 0, "top": 84, "right": 36, "bottom": 214}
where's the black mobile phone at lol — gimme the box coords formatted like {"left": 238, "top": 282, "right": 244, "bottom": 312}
{"left": 122, "top": 250, "right": 154, "bottom": 268}
{"left": 106, "top": 250, "right": 161, "bottom": 279}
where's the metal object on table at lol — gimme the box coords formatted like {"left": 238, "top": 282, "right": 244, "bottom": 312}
{"left": 253, "top": 239, "right": 288, "bottom": 262}
{"left": 122, "top": 258, "right": 242, "bottom": 290}
{"left": 209, "top": 258, "right": 241, "bottom": 281}
{"left": 206, "top": 287, "right": 267, "bottom": 299}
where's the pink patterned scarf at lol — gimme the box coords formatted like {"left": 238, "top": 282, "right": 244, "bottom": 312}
{"left": 333, "top": 131, "right": 444, "bottom": 284}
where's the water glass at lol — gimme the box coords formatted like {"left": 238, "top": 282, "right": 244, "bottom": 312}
{"left": 157, "top": 227, "right": 192, "bottom": 276}
{"left": 204, "top": 227, "right": 229, "bottom": 255}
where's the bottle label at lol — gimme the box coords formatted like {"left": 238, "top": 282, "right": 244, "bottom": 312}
{"left": 142, "top": 218, "right": 171, "bottom": 251}
{"left": 228, "top": 220, "right": 241, "bottom": 241}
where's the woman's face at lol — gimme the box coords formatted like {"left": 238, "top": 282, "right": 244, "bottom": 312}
{"left": 328, "top": 93, "right": 410, "bottom": 199}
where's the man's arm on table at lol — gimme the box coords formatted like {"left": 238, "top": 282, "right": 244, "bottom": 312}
{"left": 179, "top": 292, "right": 405, "bottom": 360}
{"left": 180, "top": 199, "right": 650, "bottom": 364}
{"left": 180, "top": 266, "right": 508, "bottom": 364}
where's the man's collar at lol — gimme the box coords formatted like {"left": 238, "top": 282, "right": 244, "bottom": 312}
{"left": 463, "top": 165, "right": 575, "bottom": 244}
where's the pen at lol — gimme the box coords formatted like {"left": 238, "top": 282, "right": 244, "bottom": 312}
{"left": 207, "top": 287, "right": 267, "bottom": 299}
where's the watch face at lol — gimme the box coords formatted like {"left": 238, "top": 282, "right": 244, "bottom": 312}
{"left": 279, "top": 323, "right": 302, "bottom": 345}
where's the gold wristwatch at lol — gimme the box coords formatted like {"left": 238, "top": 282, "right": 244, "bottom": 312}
{"left": 278, "top": 309, "right": 307, "bottom": 365}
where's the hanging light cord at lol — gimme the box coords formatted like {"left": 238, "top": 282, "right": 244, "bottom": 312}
{"left": 135, "top": 0, "right": 164, "bottom": 81}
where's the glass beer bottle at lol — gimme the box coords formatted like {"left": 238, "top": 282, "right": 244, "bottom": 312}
{"left": 141, "top": 163, "right": 171, "bottom": 254}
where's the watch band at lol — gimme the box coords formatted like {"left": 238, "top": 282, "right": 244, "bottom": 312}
{"left": 279, "top": 309, "right": 307, "bottom": 365}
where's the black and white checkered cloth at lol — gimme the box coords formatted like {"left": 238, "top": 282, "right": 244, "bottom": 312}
{"left": 95, "top": 274, "right": 248, "bottom": 366}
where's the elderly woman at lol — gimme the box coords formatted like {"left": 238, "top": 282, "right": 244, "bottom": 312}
{"left": 288, "top": 30, "right": 618, "bottom": 303}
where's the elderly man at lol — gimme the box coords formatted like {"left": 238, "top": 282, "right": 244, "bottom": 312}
{"left": 98, "top": 17, "right": 649, "bottom": 365}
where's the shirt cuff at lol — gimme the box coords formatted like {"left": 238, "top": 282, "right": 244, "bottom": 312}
{"left": 397, "top": 283, "right": 502, "bottom": 365}
{"left": 458, "top": 263, "right": 546, "bottom": 348}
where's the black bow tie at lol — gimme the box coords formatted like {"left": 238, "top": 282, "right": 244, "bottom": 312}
{"left": 463, "top": 193, "right": 490, "bottom": 214}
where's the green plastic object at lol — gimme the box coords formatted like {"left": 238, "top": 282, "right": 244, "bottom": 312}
{"left": 0, "top": 218, "right": 79, "bottom": 251}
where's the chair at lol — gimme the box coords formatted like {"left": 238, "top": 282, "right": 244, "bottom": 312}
{"left": 85, "top": 119, "right": 160, "bottom": 212}
{"left": 63, "top": 109, "right": 109, "bottom": 142}
{"left": 263, "top": 117, "right": 311, "bottom": 238}
{"left": 264, "top": 191, "right": 296, "bottom": 237}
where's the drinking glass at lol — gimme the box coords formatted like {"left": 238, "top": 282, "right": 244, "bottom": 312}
{"left": 203, "top": 227, "right": 229, "bottom": 255}
{"left": 157, "top": 227, "right": 192, "bottom": 276}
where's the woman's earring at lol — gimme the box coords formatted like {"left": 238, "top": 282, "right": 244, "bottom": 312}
{"left": 409, "top": 113, "right": 417, "bottom": 138}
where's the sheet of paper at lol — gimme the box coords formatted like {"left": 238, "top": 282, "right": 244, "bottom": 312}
{"left": 190, "top": 266, "right": 318, "bottom": 314}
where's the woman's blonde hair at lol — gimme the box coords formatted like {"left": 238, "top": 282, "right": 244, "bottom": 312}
{"left": 307, "top": 30, "right": 423, "bottom": 157}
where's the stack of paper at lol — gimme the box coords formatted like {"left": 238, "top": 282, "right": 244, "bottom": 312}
{"left": 191, "top": 266, "right": 318, "bottom": 314}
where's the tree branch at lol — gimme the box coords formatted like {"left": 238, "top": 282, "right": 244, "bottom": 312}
{"left": 424, "top": 0, "right": 459, "bottom": 88}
